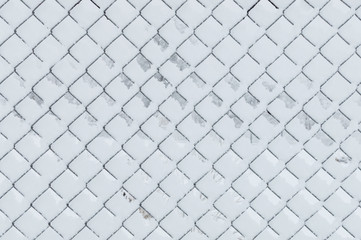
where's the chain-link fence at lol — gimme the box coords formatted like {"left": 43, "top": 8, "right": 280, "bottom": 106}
{"left": 1, "top": 0, "right": 361, "bottom": 239}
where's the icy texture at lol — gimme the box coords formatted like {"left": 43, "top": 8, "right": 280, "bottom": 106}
{"left": 1, "top": 0, "right": 361, "bottom": 239}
